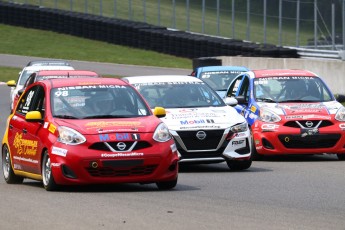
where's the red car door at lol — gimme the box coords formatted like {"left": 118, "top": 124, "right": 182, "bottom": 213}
{"left": 8, "top": 85, "right": 45, "bottom": 175}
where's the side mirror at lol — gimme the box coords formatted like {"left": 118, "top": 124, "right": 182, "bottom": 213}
{"left": 235, "top": 95, "right": 248, "bottom": 104}
{"left": 153, "top": 106, "right": 166, "bottom": 118}
{"left": 25, "top": 111, "right": 42, "bottom": 122}
{"left": 224, "top": 97, "right": 238, "bottom": 106}
{"left": 18, "top": 89, "right": 25, "bottom": 96}
{"left": 335, "top": 94, "right": 345, "bottom": 103}
{"left": 6, "top": 80, "right": 16, "bottom": 87}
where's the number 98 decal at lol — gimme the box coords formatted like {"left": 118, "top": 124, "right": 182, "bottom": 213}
{"left": 55, "top": 91, "right": 69, "bottom": 97}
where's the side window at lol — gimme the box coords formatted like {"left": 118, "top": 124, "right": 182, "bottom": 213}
{"left": 16, "top": 85, "right": 44, "bottom": 116}
{"left": 237, "top": 77, "right": 250, "bottom": 101}
{"left": 226, "top": 75, "right": 244, "bottom": 97}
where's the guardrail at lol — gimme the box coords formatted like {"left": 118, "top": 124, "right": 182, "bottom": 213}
{"left": 291, "top": 47, "right": 344, "bottom": 60}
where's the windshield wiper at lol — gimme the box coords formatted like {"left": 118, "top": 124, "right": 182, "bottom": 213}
{"left": 54, "top": 115, "right": 79, "bottom": 119}
{"left": 83, "top": 115, "right": 132, "bottom": 119}
{"left": 256, "top": 98, "right": 276, "bottom": 103}
{"left": 279, "top": 99, "right": 313, "bottom": 103}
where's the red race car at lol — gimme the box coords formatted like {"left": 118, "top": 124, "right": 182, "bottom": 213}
{"left": 2, "top": 77, "right": 178, "bottom": 191}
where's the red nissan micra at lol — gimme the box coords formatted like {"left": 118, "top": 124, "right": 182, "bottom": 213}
{"left": 2, "top": 77, "right": 178, "bottom": 191}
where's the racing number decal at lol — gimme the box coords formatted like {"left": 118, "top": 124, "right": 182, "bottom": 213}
{"left": 55, "top": 91, "right": 69, "bottom": 97}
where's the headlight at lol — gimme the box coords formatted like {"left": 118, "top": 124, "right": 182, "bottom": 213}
{"left": 153, "top": 123, "right": 171, "bottom": 142}
{"left": 260, "top": 108, "right": 281, "bottom": 123}
{"left": 230, "top": 122, "right": 248, "bottom": 133}
{"left": 58, "top": 126, "right": 86, "bottom": 145}
{"left": 335, "top": 106, "right": 345, "bottom": 121}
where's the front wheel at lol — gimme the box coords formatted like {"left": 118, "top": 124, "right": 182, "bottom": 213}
{"left": 226, "top": 159, "right": 252, "bottom": 171}
{"left": 2, "top": 145, "right": 24, "bottom": 184}
{"left": 337, "top": 154, "right": 345, "bottom": 161}
{"left": 156, "top": 177, "right": 178, "bottom": 190}
{"left": 42, "top": 151, "right": 58, "bottom": 191}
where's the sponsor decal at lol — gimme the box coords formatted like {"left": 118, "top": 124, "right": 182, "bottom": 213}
{"left": 43, "top": 122, "right": 49, "bottom": 129}
{"left": 339, "top": 123, "right": 345, "bottom": 130}
{"left": 85, "top": 121, "right": 143, "bottom": 129}
{"left": 232, "top": 139, "right": 246, "bottom": 148}
{"left": 170, "top": 143, "right": 177, "bottom": 152}
{"left": 301, "top": 128, "right": 319, "bottom": 137}
{"left": 13, "top": 156, "right": 38, "bottom": 164}
{"left": 261, "top": 124, "right": 279, "bottom": 131}
{"left": 48, "top": 124, "right": 56, "bottom": 134}
{"left": 170, "top": 112, "right": 221, "bottom": 119}
{"left": 179, "top": 109, "right": 198, "bottom": 113}
{"left": 179, "top": 125, "right": 221, "bottom": 130}
{"left": 250, "top": 105, "right": 257, "bottom": 113}
{"left": 13, "top": 164, "right": 22, "bottom": 170}
{"left": 255, "top": 140, "right": 260, "bottom": 145}
{"left": 249, "top": 113, "right": 258, "bottom": 120}
{"left": 13, "top": 133, "right": 37, "bottom": 156}
{"left": 51, "top": 146, "right": 68, "bottom": 157}
{"left": 101, "top": 152, "right": 144, "bottom": 157}
{"left": 285, "top": 114, "right": 331, "bottom": 120}
{"left": 51, "top": 163, "right": 62, "bottom": 167}
{"left": 98, "top": 133, "right": 140, "bottom": 141}
{"left": 235, "top": 132, "right": 247, "bottom": 138}
{"left": 180, "top": 119, "right": 214, "bottom": 125}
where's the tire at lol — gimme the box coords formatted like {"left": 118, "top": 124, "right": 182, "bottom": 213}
{"left": 42, "top": 151, "right": 58, "bottom": 191}
{"left": 250, "top": 128, "right": 264, "bottom": 161}
{"left": 156, "top": 177, "right": 178, "bottom": 190}
{"left": 226, "top": 159, "right": 252, "bottom": 171}
{"left": 2, "top": 145, "right": 24, "bottom": 184}
{"left": 337, "top": 154, "right": 345, "bottom": 161}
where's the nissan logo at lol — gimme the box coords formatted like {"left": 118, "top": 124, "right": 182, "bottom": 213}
{"left": 305, "top": 121, "right": 313, "bottom": 127}
{"left": 117, "top": 142, "right": 127, "bottom": 151}
{"left": 196, "top": 131, "right": 207, "bottom": 140}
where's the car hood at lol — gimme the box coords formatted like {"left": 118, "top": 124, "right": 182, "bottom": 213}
{"left": 160, "top": 106, "right": 246, "bottom": 131}
{"left": 55, "top": 116, "right": 160, "bottom": 135}
{"left": 258, "top": 101, "right": 342, "bottom": 118}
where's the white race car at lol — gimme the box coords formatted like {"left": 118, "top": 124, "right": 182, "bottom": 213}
{"left": 123, "top": 75, "right": 252, "bottom": 170}
{"left": 6, "top": 63, "right": 74, "bottom": 111}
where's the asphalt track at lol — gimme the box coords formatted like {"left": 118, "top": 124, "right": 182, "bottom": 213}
{"left": 0, "top": 54, "right": 345, "bottom": 230}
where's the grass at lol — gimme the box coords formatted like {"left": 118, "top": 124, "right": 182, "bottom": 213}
{"left": 0, "top": 67, "right": 21, "bottom": 83}
{"left": 0, "top": 24, "right": 192, "bottom": 68}
{"left": 0, "top": 23, "right": 192, "bottom": 82}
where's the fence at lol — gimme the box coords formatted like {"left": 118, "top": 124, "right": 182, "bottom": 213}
{"left": 3, "top": 0, "right": 345, "bottom": 50}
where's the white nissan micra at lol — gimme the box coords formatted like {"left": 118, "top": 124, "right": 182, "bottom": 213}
{"left": 123, "top": 75, "right": 252, "bottom": 170}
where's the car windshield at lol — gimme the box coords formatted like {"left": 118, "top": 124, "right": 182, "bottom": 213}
{"left": 254, "top": 76, "right": 333, "bottom": 103}
{"left": 19, "top": 70, "right": 36, "bottom": 85}
{"left": 51, "top": 85, "right": 151, "bottom": 119}
{"left": 200, "top": 70, "right": 243, "bottom": 91}
{"left": 133, "top": 81, "right": 225, "bottom": 108}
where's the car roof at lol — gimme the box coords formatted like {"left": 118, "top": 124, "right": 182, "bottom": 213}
{"left": 37, "top": 70, "right": 100, "bottom": 77}
{"left": 252, "top": 69, "right": 318, "bottom": 78}
{"left": 123, "top": 75, "right": 202, "bottom": 83}
{"left": 42, "top": 77, "right": 128, "bottom": 88}
{"left": 197, "top": 66, "right": 249, "bottom": 71}
{"left": 26, "top": 60, "right": 71, "bottom": 67}
{"left": 21, "top": 65, "right": 75, "bottom": 72}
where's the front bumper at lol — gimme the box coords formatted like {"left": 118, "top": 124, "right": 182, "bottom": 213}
{"left": 49, "top": 140, "right": 179, "bottom": 185}
{"left": 171, "top": 128, "right": 252, "bottom": 163}
{"left": 253, "top": 120, "right": 345, "bottom": 155}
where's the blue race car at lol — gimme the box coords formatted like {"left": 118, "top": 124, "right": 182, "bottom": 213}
{"left": 191, "top": 66, "right": 249, "bottom": 98}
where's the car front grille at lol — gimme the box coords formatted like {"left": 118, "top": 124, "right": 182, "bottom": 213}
{"left": 175, "top": 129, "right": 225, "bottom": 151}
{"left": 284, "top": 120, "right": 333, "bottom": 128}
{"left": 86, "top": 163, "right": 157, "bottom": 177}
{"left": 278, "top": 134, "right": 340, "bottom": 149}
